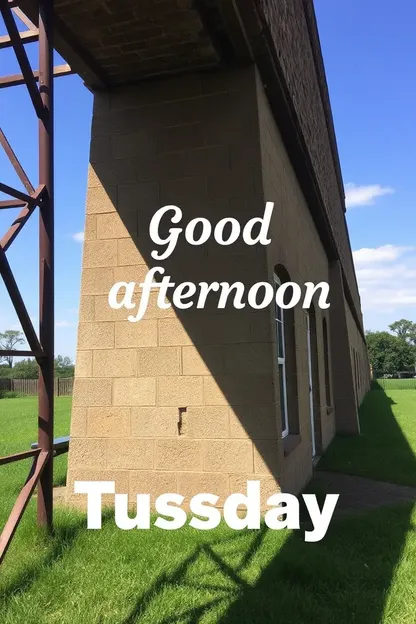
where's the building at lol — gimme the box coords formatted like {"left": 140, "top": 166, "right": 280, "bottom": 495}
{"left": 21, "top": 0, "right": 370, "bottom": 505}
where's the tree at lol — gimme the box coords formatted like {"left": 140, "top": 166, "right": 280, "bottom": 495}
{"left": 366, "top": 331, "right": 415, "bottom": 375}
{"left": 0, "top": 330, "right": 25, "bottom": 367}
{"left": 12, "top": 358, "right": 39, "bottom": 379}
{"left": 0, "top": 365, "right": 12, "bottom": 378}
{"left": 389, "top": 319, "right": 416, "bottom": 345}
{"left": 54, "top": 355, "right": 74, "bottom": 378}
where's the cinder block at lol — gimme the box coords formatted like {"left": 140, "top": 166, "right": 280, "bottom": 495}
{"left": 86, "top": 185, "right": 116, "bottom": 214}
{"left": 82, "top": 267, "right": 114, "bottom": 295}
{"left": 87, "top": 407, "right": 131, "bottom": 438}
{"left": 177, "top": 472, "right": 229, "bottom": 505}
{"left": 96, "top": 212, "right": 131, "bottom": 240}
{"left": 187, "top": 406, "right": 228, "bottom": 438}
{"left": 129, "top": 471, "right": 178, "bottom": 500}
{"left": 203, "top": 440, "right": 253, "bottom": 473}
{"left": 115, "top": 320, "right": 158, "bottom": 348}
{"left": 93, "top": 349, "right": 137, "bottom": 377}
{"left": 78, "top": 322, "right": 115, "bottom": 350}
{"left": 113, "top": 377, "right": 157, "bottom": 406}
{"left": 180, "top": 145, "right": 230, "bottom": 177}
{"left": 228, "top": 474, "right": 281, "bottom": 510}
{"left": 72, "top": 378, "right": 112, "bottom": 407}
{"left": 158, "top": 376, "right": 203, "bottom": 406}
{"left": 90, "top": 136, "right": 111, "bottom": 164}
{"left": 83, "top": 240, "right": 118, "bottom": 268}
{"left": 155, "top": 439, "right": 203, "bottom": 471}
{"left": 107, "top": 438, "right": 154, "bottom": 470}
{"left": 113, "top": 264, "right": 149, "bottom": 285}
{"left": 94, "top": 295, "right": 132, "bottom": 322}
{"left": 222, "top": 343, "right": 273, "bottom": 375}
{"left": 75, "top": 350, "right": 92, "bottom": 378}
{"left": 66, "top": 468, "right": 129, "bottom": 508}
{"left": 203, "top": 375, "right": 275, "bottom": 406}
{"left": 118, "top": 181, "right": 159, "bottom": 212}
{"left": 131, "top": 407, "right": 178, "bottom": 437}
{"left": 79, "top": 296, "right": 95, "bottom": 322}
{"left": 87, "top": 164, "right": 101, "bottom": 188}
{"left": 253, "top": 440, "right": 281, "bottom": 475}
{"left": 70, "top": 407, "right": 87, "bottom": 438}
{"left": 229, "top": 406, "right": 278, "bottom": 440}
{"left": 158, "top": 318, "right": 193, "bottom": 346}
{"left": 160, "top": 175, "right": 205, "bottom": 205}
{"left": 137, "top": 347, "right": 180, "bottom": 376}
{"left": 117, "top": 238, "right": 146, "bottom": 266}
{"left": 84, "top": 215, "right": 97, "bottom": 240}
{"left": 69, "top": 438, "right": 107, "bottom": 469}
{"left": 181, "top": 345, "right": 224, "bottom": 376}
{"left": 203, "top": 376, "right": 227, "bottom": 405}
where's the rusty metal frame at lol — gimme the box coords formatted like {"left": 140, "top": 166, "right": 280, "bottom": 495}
{"left": 0, "top": 0, "right": 71, "bottom": 564}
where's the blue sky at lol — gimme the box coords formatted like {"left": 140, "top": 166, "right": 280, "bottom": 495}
{"left": 1, "top": 2, "right": 415, "bottom": 361}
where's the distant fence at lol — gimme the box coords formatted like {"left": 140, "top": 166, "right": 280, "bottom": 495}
{"left": 0, "top": 377, "right": 74, "bottom": 396}
{"left": 372, "top": 374, "right": 416, "bottom": 391}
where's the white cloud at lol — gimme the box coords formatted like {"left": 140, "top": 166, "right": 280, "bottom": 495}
{"left": 345, "top": 183, "right": 394, "bottom": 208}
{"left": 56, "top": 320, "right": 76, "bottom": 328}
{"left": 353, "top": 245, "right": 413, "bottom": 267}
{"left": 353, "top": 244, "right": 416, "bottom": 313}
{"left": 72, "top": 231, "right": 84, "bottom": 243}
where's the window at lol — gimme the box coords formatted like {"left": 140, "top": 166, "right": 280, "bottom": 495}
{"left": 322, "top": 318, "right": 331, "bottom": 406}
{"left": 274, "top": 273, "right": 289, "bottom": 438}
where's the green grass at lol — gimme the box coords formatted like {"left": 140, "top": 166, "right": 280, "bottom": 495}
{"left": 373, "top": 378, "right": 416, "bottom": 390}
{"left": 317, "top": 389, "right": 416, "bottom": 487}
{"left": 0, "top": 392, "right": 416, "bottom": 623}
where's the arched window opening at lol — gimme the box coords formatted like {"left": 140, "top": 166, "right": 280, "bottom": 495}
{"left": 273, "top": 265, "right": 299, "bottom": 439}
{"left": 322, "top": 318, "right": 331, "bottom": 406}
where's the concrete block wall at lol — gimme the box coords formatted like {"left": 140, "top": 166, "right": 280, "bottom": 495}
{"left": 67, "top": 66, "right": 286, "bottom": 509}
{"left": 345, "top": 300, "right": 371, "bottom": 407}
{"left": 67, "top": 64, "right": 368, "bottom": 507}
{"left": 256, "top": 72, "right": 335, "bottom": 493}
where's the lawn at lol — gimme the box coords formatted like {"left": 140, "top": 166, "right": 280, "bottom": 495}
{"left": 0, "top": 392, "right": 415, "bottom": 623}
{"left": 317, "top": 389, "right": 416, "bottom": 486}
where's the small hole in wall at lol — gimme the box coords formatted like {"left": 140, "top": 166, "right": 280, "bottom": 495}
{"left": 178, "top": 407, "right": 188, "bottom": 436}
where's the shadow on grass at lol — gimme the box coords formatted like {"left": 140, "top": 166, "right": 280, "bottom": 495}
{"left": 119, "top": 389, "right": 416, "bottom": 623}
{"left": 0, "top": 508, "right": 113, "bottom": 606}
{"left": 1, "top": 389, "right": 415, "bottom": 623}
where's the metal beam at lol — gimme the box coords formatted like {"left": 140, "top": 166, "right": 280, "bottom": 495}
{"left": 0, "top": 451, "right": 49, "bottom": 564}
{"left": 0, "top": 63, "right": 73, "bottom": 88}
{"left": 0, "top": 448, "right": 41, "bottom": 467}
{"left": 0, "top": 2, "right": 45, "bottom": 118}
{"left": 0, "top": 182, "right": 37, "bottom": 204}
{"left": 37, "top": 0, "right": 54, "bottom": 531}
{"left": 0, "top": 349, "right": 45, "bottom": 357}
{"left": 0, "top": 29, "right": 38, "bottom": 49}
{"left": 0, "top": 199, "right": 27, "bottom": 209}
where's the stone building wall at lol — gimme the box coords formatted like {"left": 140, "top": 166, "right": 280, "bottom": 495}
{"left": 67, "top": 66, "right": 283, "bottom": 509}
{"left": 67, "top": 64, "right": 367, "bottom": 509}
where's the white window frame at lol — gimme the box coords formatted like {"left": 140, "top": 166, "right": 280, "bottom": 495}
{"left": 274, "top": 273, "right": 289, "bottom": 438}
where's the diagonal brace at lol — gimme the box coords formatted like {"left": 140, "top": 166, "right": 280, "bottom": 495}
{"left": 0, "top": 128, "right": 34, "bottom": 194}
{"left": 0, "top": 245, "right": 43, "bottom": 356}
{"left": 1, "top": 2, "right": 45, "bottom": 119}
{"left": 0, "top": 451, "right": 49, "bottom": 564}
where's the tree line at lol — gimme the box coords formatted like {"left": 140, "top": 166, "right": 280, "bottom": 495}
{"left": 0, "top": 330, "right": 74, "bottom": 379}
{"left": 366, "top": 319, "right": 416, "bottom": 376}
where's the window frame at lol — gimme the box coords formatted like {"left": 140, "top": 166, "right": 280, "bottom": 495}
{"left": 273, "top": 272, "right": 289, "bottom": 438}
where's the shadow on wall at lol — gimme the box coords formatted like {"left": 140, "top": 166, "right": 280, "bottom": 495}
{"left": 87, "top": 75, "right": 332, "bottom": 489}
